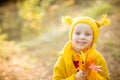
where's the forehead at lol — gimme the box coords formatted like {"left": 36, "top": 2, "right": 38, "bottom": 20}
{"left": 74, "top": 23, "right": 92, "bottom": 31}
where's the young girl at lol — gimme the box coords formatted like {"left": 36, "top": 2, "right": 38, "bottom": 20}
{"left": 53, "top": 15, "right": 110, "bottom": 80}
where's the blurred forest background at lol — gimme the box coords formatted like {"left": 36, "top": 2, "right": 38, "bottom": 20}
{"left": 0, "top": 0, "right": 120, "bottom": 80}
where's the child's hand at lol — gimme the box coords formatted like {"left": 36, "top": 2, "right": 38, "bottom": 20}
{"left": 75, "top": 70, "right": 86, "bottom": 80}
{"left": 82, "top": 68, "right": 90, "bottom": 77}
{"left": 75, "top": 69, "right": 90, "bottom": 80}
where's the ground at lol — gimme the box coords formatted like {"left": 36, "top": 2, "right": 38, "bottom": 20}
{"left": 0, "top": 12, "right": 120, "bottom": 80}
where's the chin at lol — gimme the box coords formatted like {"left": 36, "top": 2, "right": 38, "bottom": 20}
{"left": 79, "top": 48, "right": 86, "bottom": 51}
{"left": 78, "top": 46, "right": 87, "bottom": 51}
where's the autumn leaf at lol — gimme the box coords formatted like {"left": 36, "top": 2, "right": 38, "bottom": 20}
{"left": 88, "top": 63, "right": 103, "bottom": 72}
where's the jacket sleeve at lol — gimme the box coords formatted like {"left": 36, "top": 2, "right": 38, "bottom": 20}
{"left": 53, "top": 55, "right": 76, "bottom": 80}
{"left": 87, "top": 52, "right": 110, "bottom": 80}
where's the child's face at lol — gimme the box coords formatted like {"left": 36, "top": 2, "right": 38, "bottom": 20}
{"left": 72, "top": 23, "right": 93, "bottom": 51}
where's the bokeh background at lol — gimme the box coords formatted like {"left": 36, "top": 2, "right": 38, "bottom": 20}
{"left": 0, "top": 0, "right": 120, "bottom": 80}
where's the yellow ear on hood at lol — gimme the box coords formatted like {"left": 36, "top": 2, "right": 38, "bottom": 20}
{"left": 95, "top": 14, "right": 110, "bottom": 28}
{"left": 62, "top": 16, "right": 73, "bottom": 25}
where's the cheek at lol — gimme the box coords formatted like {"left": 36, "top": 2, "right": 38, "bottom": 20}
{"left": 72, "top": 36, "right": 78, "bottom": 45}
{"left": 72, "top": 35, "right": 77, "bottom": 41}
{"left": 88, "top": 36, "right": 93, "bottom": 44}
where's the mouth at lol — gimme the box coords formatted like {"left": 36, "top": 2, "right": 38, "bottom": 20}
{"left": 77, "top": 40, "right": 87, "bottom": 45}
{"left": 78, "top": 42, "right": 86, "bottom": 45}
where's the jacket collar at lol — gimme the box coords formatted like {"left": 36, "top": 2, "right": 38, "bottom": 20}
{"left": 62, "top": 41, "right": 96, "bottom": 76}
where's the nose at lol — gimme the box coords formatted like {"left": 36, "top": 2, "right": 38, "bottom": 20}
{"left": 79, "top": 34, "right": 85, "bottom": 39}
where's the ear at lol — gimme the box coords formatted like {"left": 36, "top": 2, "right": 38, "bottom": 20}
{"left": 61, "top": 16, "right": 73, "bottom": 25}
{"left": 95, "top": 14, "right": 110, "bottom": 28}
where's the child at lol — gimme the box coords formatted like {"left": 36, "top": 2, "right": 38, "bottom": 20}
{"left": 53, "top": 15, "right": 110, "bottom": 80}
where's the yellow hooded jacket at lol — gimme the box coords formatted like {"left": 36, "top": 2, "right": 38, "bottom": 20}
{"left": 53, "top": 41, "right": 110, "bottom": 80}
{"left": 53, "top": 15, "right": 110, "bottom": 80}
